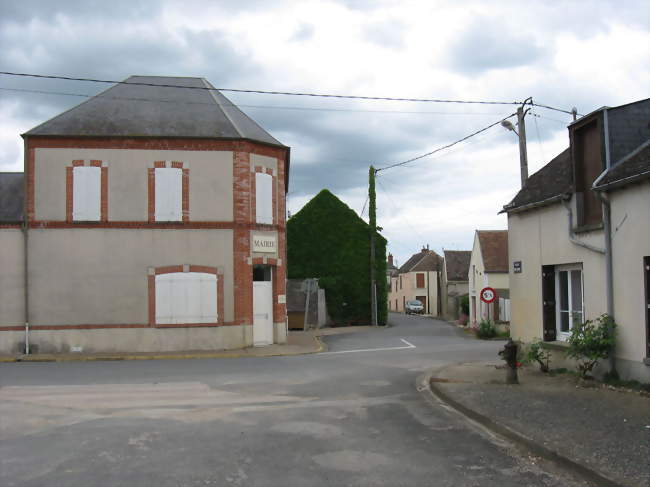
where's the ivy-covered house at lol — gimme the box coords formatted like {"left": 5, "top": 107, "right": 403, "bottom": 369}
{"left": 287, "top": 189, "right": 387, "bottom": 325}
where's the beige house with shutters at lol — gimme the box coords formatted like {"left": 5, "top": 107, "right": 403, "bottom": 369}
{"left": 468, "top": 230, "right": 509, "bottom": 326}
{"left": 0, "top": 76, "right": 290, "bottom": 355}
{"left": 388, "top": 247, "right": 443, "bottom": 316}
{"left": 503, "top": 98, "right": 650, "bottom": 382}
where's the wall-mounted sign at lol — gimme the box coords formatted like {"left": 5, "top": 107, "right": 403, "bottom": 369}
{"left": 513, "top": 261, "right": 522, "bottom": 274}
{"left": 252, "top": 234, "right": 276, "bottom": 253}
{"left": 480, "top": 287, "right": 497, "bottom": 304}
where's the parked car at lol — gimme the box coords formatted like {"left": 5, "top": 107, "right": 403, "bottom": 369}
{"left": 405, "top": 300, "right": 424, "bottom": 315}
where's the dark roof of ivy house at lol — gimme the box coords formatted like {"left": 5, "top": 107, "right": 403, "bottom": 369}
{"left": 593, "top": 139, "right": 650, "bottom": 191}
{"left": 399, "top": 249, "right": 443, "bottom": 274}
{"left": 0, "top": 172, "right": 24, "bottom": 223}
{"left": 502, "top": 148, "right": 572, "bottom": 213}
{"left": 477, "top": 230, "right": 508, "bottom": 273}
{"left": 23, "top": 75, "right": 290, "bottom": 189}
{"left": 443, "top": 250, "right": 472, "bottom": 282}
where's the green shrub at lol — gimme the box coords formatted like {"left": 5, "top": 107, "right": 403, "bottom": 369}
{"left": 567, "top": 314, "right": 617, "bottom": 379}
{"left": 475, "top": 319, "right": 497, "bottom": 339}
{"left": 524, "top": 338, "right": 551, "bottom": 373}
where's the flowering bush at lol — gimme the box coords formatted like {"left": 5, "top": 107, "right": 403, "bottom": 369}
{"left": 476, "top": 319, "right": 497, "bottom": 339}
{"left": 567, "top": 314, "right": 617, "bottom": 379}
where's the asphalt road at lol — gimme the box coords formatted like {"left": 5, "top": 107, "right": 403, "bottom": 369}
{"left": 0, "top": 313, "right": 583, "bottom": 486}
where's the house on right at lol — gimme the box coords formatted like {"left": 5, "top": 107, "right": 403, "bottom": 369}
{"left": 503, "top": 98, "right": 650, "bottom": 382}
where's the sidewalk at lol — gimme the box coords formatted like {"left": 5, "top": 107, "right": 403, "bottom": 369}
{"left": 428, "top": 362, "right": 649, "bottom": 487}
{"left": 0, "top": 330, "right": 325, "bottom": 363}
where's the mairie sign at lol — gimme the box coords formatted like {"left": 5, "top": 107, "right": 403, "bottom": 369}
{"left": 252, "top": 235, "right": 276, "bottom": 253}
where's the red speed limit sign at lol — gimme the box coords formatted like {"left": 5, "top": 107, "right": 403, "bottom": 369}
{"left": 480, "top": 287, "right": 497, "bottom": 304}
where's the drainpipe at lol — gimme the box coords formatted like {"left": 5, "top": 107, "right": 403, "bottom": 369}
{"left": 22, "top": 139, "right": 30, "bottom": 355}
{"left": 562, "top": 200, "right": 605, "bottom": 255}
{"left": 598, "top": 108, "right": 616, "bottom": 375}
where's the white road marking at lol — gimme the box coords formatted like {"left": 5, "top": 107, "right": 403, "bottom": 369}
{"left": 319, "top": 338, "right": 416, "bottom": 355}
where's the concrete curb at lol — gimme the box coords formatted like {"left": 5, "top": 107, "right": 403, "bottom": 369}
{"left": 0, "top": 335, "right": 327, "bottom": 363}
{"left": 421, "top": 366, "right": 626, "bottom": 487}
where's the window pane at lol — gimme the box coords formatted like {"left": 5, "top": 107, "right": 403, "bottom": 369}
{"left": 570, "top": 270, "right": 582, "bottom": 312}
{"left": 560, "top": 311, "right": 570, "bottom": 332}
{"left": 559, "top": 271, "right": 568, "bottom": 311}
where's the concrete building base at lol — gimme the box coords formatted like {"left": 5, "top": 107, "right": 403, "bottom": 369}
{"left": 0, "top": 325, "right": 256, "bottom": 354}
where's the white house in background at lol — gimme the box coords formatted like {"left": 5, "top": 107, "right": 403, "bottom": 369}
{"left": 468, "top": 230, "right": 509, "bottom": 325}
{"left": 503, "top": 98, "right": 650, "bottom": 382}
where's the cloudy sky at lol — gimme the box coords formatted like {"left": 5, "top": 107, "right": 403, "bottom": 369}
{"left": 1, "top": 0, "right": 648, "bottom": 266}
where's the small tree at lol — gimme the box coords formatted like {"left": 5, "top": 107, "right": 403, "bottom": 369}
{"left": 567, "top": 314, "right": 617, "bottom": 379}
{"left": 524, "top": 338, "right": 551, "bottom": 373}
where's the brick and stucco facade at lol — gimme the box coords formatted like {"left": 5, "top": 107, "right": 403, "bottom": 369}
{"left": 0, "top": 76, "right": 290, "bottom": 354}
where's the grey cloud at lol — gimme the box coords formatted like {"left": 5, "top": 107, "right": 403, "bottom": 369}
{"left": 0, "top": 0, "right": 157, "bottom": 24}
{"left": 364, "top": 19, "right": 406, "bottom": 49}
{"left": 290, "top": 24, "right": 315, "bottom": 43}
{"left": 445, "top": 19, "right": 547, "bottom": 75}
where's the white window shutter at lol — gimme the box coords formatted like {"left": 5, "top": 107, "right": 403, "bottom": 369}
{"left": 200, "top": 274, "right": 218, "bottom": 322}
{"left": 73, "top": 166, "right": 101, "bottom": 221}
{"left": 155, "top": 168, "right": 182, "bottom": 221}
{"left": 155, "top": 275, "right": 173, "bottom": 324}
{"left": 155, "top": 272, "right": 217, "bottom": 325}
{"left": 256, "top": 173, "right": 273, "bottom": 224}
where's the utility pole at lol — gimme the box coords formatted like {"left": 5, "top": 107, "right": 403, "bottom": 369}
{"left": 369, "top": 166, "right": 378, "bottom": 326}
{"left": 516, "top": 104, "right": 529, "bottom": 188}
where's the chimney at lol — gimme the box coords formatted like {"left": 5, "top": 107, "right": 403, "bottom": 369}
{"left": 387, "top": 254, "right": 394, "bottom": 268}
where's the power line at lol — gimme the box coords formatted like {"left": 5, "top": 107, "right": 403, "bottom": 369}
{"left": 0, "top": 71, "right": 579, "bottom": 116}
{"left": 375, "top": 177, "right": 426, "bottom": 242}
{"left": 360, "top": 194, "right": 369, "bottom": 217}
{"left": 3, "top": 71, "right": 567, "bottom": 111}
{"left": 376, "top": 113, "right": 517, "bottom": 172}
{"left": 0, "top": 86, "right": 522, "bottom": 117}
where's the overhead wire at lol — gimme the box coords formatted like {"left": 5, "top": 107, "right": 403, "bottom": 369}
{"left": 0, "top": 71, "right": 577, "bottom": 115}
{"left": 0, "top": 86, "right": 521, "bottom": 117}
{"left": 376, "top": 113, "right": 517, "bottom": 172}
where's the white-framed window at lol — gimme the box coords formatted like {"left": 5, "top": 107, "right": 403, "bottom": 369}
{"left": 155, "top": 168, "right": 182, "bottom": 221}
{"left": 255, "top": 172, "right": 273, "bottom": 224}
{"left": 555, "top": 264, "right": 584, "bottom": 338}
{"left": 73, "top": 166, "right": 101, "bottom": 221}
{"left": 155, "top": 272, "right": 217, "bottom": 324}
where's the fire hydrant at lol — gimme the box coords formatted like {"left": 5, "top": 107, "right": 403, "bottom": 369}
{"left": 498, "top": 339, "right": 519, "bottom": 384}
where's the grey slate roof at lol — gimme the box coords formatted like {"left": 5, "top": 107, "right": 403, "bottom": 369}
{"left": 399, "top": 249, "right": 443, "bottom": 273}
{"left": 502, "top": 148, "right": 572, "bottom": 213}
{"left": 443, "top": 250, "right": 471, "bottom": 282}
{"left": 0, "top": 172, "right": 24, "bottom": 222}
{"left": 594, "top": 139, "right": 650, "bottom": 190}
{"left": 24, "top": 76, "right": 286, "bottom": 148}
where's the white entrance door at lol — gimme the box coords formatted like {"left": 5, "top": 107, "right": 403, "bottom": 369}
{"left": 253, "top": 281, "right": 273, "bottom": 346}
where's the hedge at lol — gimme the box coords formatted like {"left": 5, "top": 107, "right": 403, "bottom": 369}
{"left": 287, "top": 189, "right": 387, "bottom": 325}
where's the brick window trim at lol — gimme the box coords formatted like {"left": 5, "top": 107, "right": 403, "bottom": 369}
{"left": 66, "top": 160, "right": 108, "bottom": 223}
{"left": 148, "top": 264, "right": 225, "bottom": 328}
{"left": 26, "top": 137, "right": 289, "bottom": 223}
{"left": 148, "top": 161, "right": 189, "bottom": 223}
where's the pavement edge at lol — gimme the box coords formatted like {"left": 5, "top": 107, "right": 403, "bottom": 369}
{"left": 418, "top": 366, "right": 626, "bottom": 487}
